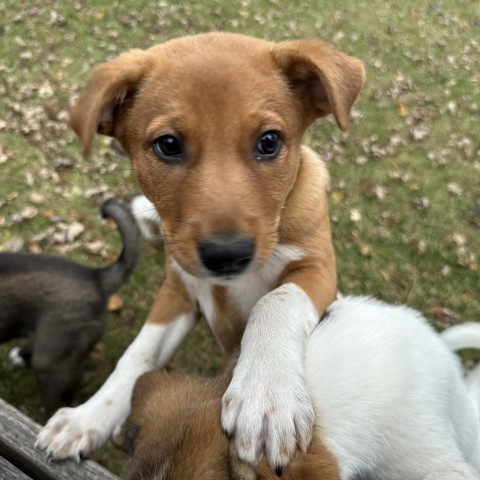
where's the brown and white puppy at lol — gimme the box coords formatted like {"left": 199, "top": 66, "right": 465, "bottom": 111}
{"left": 125, "top": 368, "right": 340, "bottom": 480}
{"left": 36, "top": 33, "right": 365, "bottom": 469}
{"left": 126, "top": 296, "right": 480, "bottom": 480}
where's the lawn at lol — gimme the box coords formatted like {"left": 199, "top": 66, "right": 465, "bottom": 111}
{"left": 0, "top": 0, "right": 479, "bottom": 476}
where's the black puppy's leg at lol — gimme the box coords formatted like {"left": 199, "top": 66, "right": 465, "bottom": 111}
{"left": 33, "top": 347, "right": 88, "bottom": 415}
{"left": 31, "top": 322, "right": 97, "bottom": 415}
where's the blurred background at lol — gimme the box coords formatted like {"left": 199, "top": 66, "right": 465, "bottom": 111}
{"left": 0, "top": 0, "right": 479, "bottom": 475}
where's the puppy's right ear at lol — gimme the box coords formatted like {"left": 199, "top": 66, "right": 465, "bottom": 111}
{"left": 70, "top": 49, "right": 153, "bottom": 157}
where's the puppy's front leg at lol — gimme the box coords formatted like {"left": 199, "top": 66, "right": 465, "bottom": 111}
{"left": 222, "top": 279, "right": 321, "bottom": 473}
{"left": 36, "top": 270, "right": 196, "bottom": 461}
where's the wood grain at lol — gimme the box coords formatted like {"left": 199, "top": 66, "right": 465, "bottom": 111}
{"left": 0, "top": 398, "right": 119, "bottom": 480}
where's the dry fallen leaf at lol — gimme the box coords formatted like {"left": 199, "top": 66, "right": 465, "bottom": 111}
{"left": 85, "top": 239, "right": 105, "bottom": 255}
{"left": 85, "top": 185, "right": 109, "bottom": 198}
{"left": 411, "top": 125, "right": 429, "bottom": 142}
{"left": 10, "top": 206, "right": 39, "bottom": 224}
{"left": 54, "top": 242, "right": 80, "bottom": 254}
{"left": 27, "top": 243, "right": 42, "bottom": 254}
{"left": 447, "top": 182, "right": 463, "bottom": 197}
{"left": 108, "top": 294, "right": 124, "bottom": 312}
{"left": 30, "top": 192, "right": 45, "bottom": 204}
{"left": 427, "top": 306, "right": 462, "bottom": 328}
{"left": 397, "top": 103, "right": 408, "bottom": 116}
{"left": 441, "top": 265, "right": 451, "bottom": 277}
{"left": 402, "top": 235, "right": 427, "bottom": 254}
{"left": 413, "top": 196, "right": 431, "bottom": 211}
{"left": 0, "top": 144, "right": 12, "bottom": 163}
{"left": 350, "top": 208, "right": 362, "bottom": 222}
{"left": 359, "top": 242, "right": 372, "bottom": 256}
{"left": 66, "top": 222, "right": 85, "bottom": 242}
{"left": 365, "top": 184, "right": 387, "bottom": 201}
{"left": 331, "top": 190, "right": 344, "bottom": 203}
{"left": 1, "top": 238, "right": 25, "bottom": 252}
{"left": 40, "top": 209, "right": 56, "bottom": 218}
{"left": 452, "top": 232, "right": 467, "bottom": 247}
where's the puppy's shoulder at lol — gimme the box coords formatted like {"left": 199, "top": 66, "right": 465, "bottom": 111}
{"left": 300, "top": 145, "right": 330, "bottom": 189}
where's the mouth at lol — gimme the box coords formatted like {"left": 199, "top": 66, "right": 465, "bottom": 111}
{"left": 206, "top": 273, "right": 247, "bottom": 283}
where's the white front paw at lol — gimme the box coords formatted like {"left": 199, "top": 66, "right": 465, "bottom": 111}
{"left": 35, "top": 406, "right": 106, "bottom": 461}
{"left": 221, "top": 370, "right": 314, "bottom": 473}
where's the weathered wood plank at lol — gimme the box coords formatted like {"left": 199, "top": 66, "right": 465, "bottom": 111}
{"left": 0, "top": 398, "right": 120, "bottom": 480}
{"left": 0, "top": 456, "right": 32, "bottom": 479}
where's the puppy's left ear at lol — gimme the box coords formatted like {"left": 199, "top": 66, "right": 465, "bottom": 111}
{"left": 272, "top": 40, "right": 365, "bottom": 130}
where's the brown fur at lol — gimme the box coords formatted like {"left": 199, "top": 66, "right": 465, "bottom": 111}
{"left": 69, "top": 33, "right": 364, "bottom": 353}
{"left": 146, "top": 261, "right": 194, "bottom": 324}
{"left": 211, "top": 285, "right": 245, "bottom": 352}
{"left": 126, "top": 369, "right": 341, "bottom": 480}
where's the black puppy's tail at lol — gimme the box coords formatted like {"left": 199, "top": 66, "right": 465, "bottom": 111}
{"left": 98, "top": 199, "right": 141, "bottom": 296}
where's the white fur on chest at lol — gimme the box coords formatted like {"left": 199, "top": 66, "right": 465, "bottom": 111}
{"left": 226, "top": 244, "right": 305, "bottom": 321}
{"left": 173, "top": 244, "right": 304, "bottom": 325}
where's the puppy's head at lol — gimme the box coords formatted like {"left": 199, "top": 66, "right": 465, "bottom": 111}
{"left": 126, "top": 370, "right": 341, "bottom": 480}
{"left": 71, "top": 33, "right": 364, "bottom": 279}
{"left": 125, "top": 370, "right": 232, "bottom": 480}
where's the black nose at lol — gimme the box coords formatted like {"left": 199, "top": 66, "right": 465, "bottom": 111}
{"left": 198, "top": 235, "right": 255, "bottom": 276}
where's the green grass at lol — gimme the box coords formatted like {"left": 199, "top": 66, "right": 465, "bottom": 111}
{"left": 0, "top": 0, "right": 479, "bottom": 476}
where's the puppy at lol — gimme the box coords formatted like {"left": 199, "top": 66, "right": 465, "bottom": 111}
{"left": 36, "top": 32, "right": 365, "bottom": 467}
{"left": 0, "top": 199, "right": 140, "bottom": 414}
{"left": 126, "top": 296, "right": 480, "bottom": 480}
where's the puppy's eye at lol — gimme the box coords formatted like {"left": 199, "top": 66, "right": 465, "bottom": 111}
{"left": 255, "top": 131, "right": 282, "bottom": 161}
{"left": 152, "top": 135, "right": 183, "bottom": 162}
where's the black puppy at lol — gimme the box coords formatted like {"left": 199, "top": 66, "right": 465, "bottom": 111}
{"left": 0, "top": 199, "right": 141, "bottom": 414}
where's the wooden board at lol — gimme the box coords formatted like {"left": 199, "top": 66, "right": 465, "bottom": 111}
{"left": 0, "top": 456, "right": 32, "bottom": 479}
{"left": 0, "top": 398, "right": 120, "bottom": 480}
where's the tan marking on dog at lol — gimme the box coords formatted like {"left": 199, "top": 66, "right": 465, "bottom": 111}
{"left": 38, "top": 32, "right": 366, "bottom": 464}
{"left": 277, "top": 146, "right": 337, "bottom": 315}
{"left": 127, "top": 369, "right": 341, "bottom": 480}
{"left": 70, "top": 33, "right": 363, "bottom": 323}
{"left": 211, "top": 285, "right": 245, "bottom": 353}
{"left": 145, "top": 261, "right": 195, "bottom": 325}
